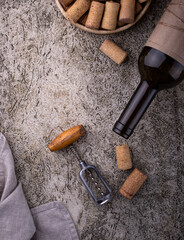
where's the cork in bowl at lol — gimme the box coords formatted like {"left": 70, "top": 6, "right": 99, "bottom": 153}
{"left": 55, "top": 0, "right": 152, "bottom": 35}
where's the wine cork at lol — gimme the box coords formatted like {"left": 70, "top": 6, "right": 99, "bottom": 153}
{"left": 118, "top": 2, "right": 142, "bottom": 27}
{"left": 116, "top": 145, "right": 132, "bottom": 170}
{"left": 85, "top": 1, "right": 105, "bottom": 29}
{"left": 78, "top": 12, "right": 88, "bottom": 25}
{"left": 66, "top": 0, "right": 91, "bottom": 22}
{"left": 100, "top": 39, "right": 127, "bottom": 64}
{"left": 135, "top": 2, "right": 143, "bottom": 14}
{"left": 59, "top": 0, "right": 75, "bottom": 10}
{"left": 138, "top": 0, "right": 147, "bottom": 3}
{"left": 120, "top": 168, "right": 147, "bottom": 199}
{"left": 101, "top": 1, "right": 120, "bottom": 30}
{"left": 119, "top": 0, "right": 135, "bottom": 24}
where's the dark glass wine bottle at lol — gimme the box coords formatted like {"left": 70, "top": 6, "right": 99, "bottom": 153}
{"left": 113, "top": 0, "right": 184, "bottom": 139}
{"left": 113, "top": 46, "right": 184, "bottom": 139}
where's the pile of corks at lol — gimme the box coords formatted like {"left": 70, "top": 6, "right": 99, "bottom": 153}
{"left": 116, "top": 144, "right": 147, "bottom": 199}
{"left": 59, "top": 0, "right": 148, "bottom": 30}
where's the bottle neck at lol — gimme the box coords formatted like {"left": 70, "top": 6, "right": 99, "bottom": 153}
{"left": 113, "top": 81, "right": 158, "bottom": 139}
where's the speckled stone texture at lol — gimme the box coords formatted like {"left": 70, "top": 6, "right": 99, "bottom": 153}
{"left": 0, "top": 0, "right": 184, "bottom": 239}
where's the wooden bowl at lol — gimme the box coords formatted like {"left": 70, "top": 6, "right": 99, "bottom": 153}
{"left": 55, "top": 0, "right": 152, "bottom": 35}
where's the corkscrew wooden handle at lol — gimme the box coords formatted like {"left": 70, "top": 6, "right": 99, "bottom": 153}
{"left": 48, "top": 125, "right": 86, "bottom": 152}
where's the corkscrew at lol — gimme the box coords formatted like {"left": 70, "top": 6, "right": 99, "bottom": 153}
{"left": 48, "top": 125, "right": 111, "bottom": 206}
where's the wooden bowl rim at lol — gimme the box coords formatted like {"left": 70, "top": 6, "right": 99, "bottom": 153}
{"left": 55, "top": 0, "right": 152, "bottom": 35}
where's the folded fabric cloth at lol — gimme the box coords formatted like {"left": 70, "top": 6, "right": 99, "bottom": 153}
{"left": 0, "top": 133, "right": 79, "bottom": 240}
{"left": 31, "top": 201, "right": 79, "bottom": 240}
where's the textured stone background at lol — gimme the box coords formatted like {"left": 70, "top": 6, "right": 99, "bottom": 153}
{"left": 0, "top": 0, "right": 184, "bottom": 239}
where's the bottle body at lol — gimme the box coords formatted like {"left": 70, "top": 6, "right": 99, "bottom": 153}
{"left": 113, "top": 47, "right": 184, "bottom": 139}
{"left": 139, "top": 47, "right": 184, "bottom": 90}
{"left": 113, "top": 0, "right": 184, "bottom": 139}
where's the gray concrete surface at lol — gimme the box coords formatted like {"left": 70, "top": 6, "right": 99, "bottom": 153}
{"left": 0, "top": 0, "right": 184, "bottom": 239}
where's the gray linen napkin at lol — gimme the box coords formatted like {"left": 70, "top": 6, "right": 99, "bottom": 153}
{"left": 31, "top": 201, "right": 79, "bottom": 240}
{"left": 0, "top": 133, "right": 79, "bottom": 240}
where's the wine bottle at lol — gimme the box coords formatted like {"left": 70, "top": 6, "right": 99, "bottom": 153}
{"left": 113, "top": 0, "right": 184, "bottom": 139}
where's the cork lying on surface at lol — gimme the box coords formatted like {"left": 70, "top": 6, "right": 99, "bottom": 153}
{"left": 100, "top": 39, "right": 127, "bottom": 64}
{"left": 66, "top": 0, "right": 91, "bottom": 22}
{"left": 116, "top": 144, "right": 132, "bottom": 170}
{"left": 85, "top": 1, "right": 105, "bottom": 30}
{"left": 120, "top": 168, "right": 147, "bottom": 199}
{"left": 119, "top": 0, "right": 136, "bottom": 24}
{"left": 101, "top": 1, "right": 120, "bottom": 30}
